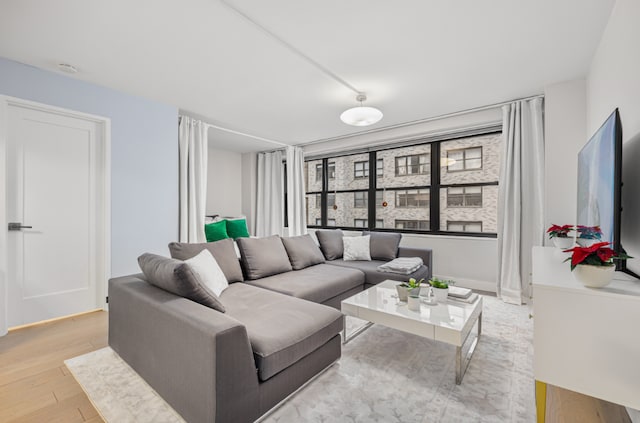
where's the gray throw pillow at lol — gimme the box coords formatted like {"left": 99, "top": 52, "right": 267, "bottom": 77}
{"left": 364, "top": 232, "right": 402, "bottom": 261}
{"left": 168, "top": 238, "right": 243, "bottom": 282}
{"left": 316, "top": 229, "right": 344, "bottom": 260}
{"left": 281, "top": 234, "right": 326, "bottom": 270}
{"left": 138, "top": 253, "right": 226, "bottom": 313}
{"left": 236, "top": 236, "right": 293, "bottom": 280}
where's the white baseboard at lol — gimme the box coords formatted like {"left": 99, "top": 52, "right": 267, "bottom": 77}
{"left": 434, "top": 274, "right": 496, "bottom": 293}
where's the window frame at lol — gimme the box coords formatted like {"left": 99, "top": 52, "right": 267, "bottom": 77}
{"left": 305, "top": 131, "right": 499, "bottom": 238}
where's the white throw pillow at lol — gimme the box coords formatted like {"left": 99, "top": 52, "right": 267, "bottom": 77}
{"left": 185, "top": 249, "right": 229, "bottom": 296}
{"left": 343, "top": 235, "right": 371, "bottom": 261}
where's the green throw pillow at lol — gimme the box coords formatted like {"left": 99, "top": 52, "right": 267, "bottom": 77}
{"left": 204, "top": 220, "right": 229, "bottom": 242}
{"left": 226, "top": 218, "right": 250, "bottom": 239}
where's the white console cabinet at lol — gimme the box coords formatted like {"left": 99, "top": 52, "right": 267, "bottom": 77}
{"left": 532, "top": 246, "right": 640, "bottom": 411}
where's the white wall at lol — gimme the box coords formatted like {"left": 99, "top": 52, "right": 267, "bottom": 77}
{"left": 206, "top": 147, "right": 243, "bottom": 217}
{"left": 303, "top": 108, "right": 503, "bottom": 292}
{"left": 587, "top": 0, "right": 640, "bottom": 141}
{"left": 543, "top": 79, "right": 586, "bottom": 243}
{"left": 241, "top": 152, "right": 258, "bottom": 235}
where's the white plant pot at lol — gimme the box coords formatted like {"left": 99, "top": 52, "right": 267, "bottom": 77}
{"left": 407, "top": 295, "right": 421, "bottom": 311}
{"left": 552, "top": 237, "right": 574, "bottom": 249}
{"left": 433, "top": 287, "right": 449, "bottom": 303}
{"left": 573, "top": 264, "right": 615, "bottom": 288}
{"left": 576, "top": 238, "right": 600, "bottom": 247}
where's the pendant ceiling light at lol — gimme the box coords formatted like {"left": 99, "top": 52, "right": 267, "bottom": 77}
{"left": 340, "top": 93, "right": 383, "bottom": 127}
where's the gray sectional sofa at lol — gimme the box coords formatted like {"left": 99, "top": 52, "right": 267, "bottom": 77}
{"left": 108, "top": 230, "right": 432, "bottom": 423}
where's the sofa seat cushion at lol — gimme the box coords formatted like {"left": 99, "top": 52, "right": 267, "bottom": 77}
{"left": 244, "top": 263, "right": 364, "bottom": 304}
{"left": 221, "top": 283, "right": 343, "bottom": 381}
{"left": 326, "top": 259, "right": 429, "bottom": 285}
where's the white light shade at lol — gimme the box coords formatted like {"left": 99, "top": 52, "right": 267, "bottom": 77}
{"left": 340, "top": 106, "right": 383, "bottom": 126}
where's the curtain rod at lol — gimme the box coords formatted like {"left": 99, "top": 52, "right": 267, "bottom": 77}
{"left": 179, "top": 115, "right": 288, "bottom": 148}
{"left": 297, "top": 93, "right": 545, "bottom": 148}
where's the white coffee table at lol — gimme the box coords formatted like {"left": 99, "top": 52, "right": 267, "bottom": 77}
{"left": 341, "top": 280, "right": 482, "bottom": 384}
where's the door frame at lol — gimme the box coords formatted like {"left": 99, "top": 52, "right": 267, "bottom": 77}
{"left": 0, "top": 95, "right": 111, "bottom": 335}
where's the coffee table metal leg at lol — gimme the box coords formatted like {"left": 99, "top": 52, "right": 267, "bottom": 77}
{"left": 343, "top": 321, "right": 373, "bottom": 345}
{"left": 455, "top": 312, "right": 482, "bottom": 385}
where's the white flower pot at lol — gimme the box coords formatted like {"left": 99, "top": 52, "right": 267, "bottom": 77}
{"left": 407, "top": 295, "right": 421, "bottom": 311}
{"left": 573, "top": 264, "right": 615, "bottom": 288}
{"left": 552, "top": 237, "right": 574, "bottom": 249}
{"left": 576, "top": 238, "right": 600, "bottom": 247}
{"left": 433, "top": 287, "right": 449, "bottom": 303}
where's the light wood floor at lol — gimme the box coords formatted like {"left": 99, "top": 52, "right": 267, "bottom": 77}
{"left": 0, "top": 311, "right": 107, "bottom": 423}
{"left": 0, "top": 311, "right": 633, "bottom": 423}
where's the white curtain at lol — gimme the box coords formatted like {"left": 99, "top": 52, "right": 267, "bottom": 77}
{"left": 178, "top": 116, "right": 209, "bottom": 243}
{"left": 497, "top": 98, "right": 545, "bottom": 304}
{"left": 286, "top": 146, "right": 307, "bottom": 236}
{"left": 256, "top": 150, "right": 284, "bottom": 237}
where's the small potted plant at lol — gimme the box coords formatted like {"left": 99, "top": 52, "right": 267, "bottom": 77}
{"left": 428, "top": 277, "right": 450, "bottom": 303}
{"left": 563, "top": 242, "right": 630, "bottom": 288}
{"left": 396, "top": 278, "right": 423, "bottom": 302}
{"left": 546, "top": 224, "right": 574, "bottom": 249}
{"left": 576, "top": 225, "right": 602, "bottom": 247}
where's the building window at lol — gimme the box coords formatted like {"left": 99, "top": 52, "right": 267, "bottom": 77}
{"left": 395, "top": 220, "right": 430, "bottom": 230}
{"left": 376, "top": 219, "right": 384, "bottom": 228}
{"left": 447, "top": 186, "right": 482, "bottom": 207}
{"left": 354, "top": 161, "right": 368, "bottom": 178}
{"left": 447, "top": 221, "right": 483, "bottom": 232}
{"left": 315, "top": 218, "right": 322, "bottom": 226}
{"left": 315, "top": 162, "right": 336, "bottom": 181}
{"left": 327, "top": 193, "right": 335, "bottom": 207}
{"left": 327, "top": 219, "right": 336, "bottom": 226}
{"left": 354, "top": 219, "right": 367, "bottom": 228}
{"left": 395, "top": 189, "right": 429, "bottom": 208}
{"left": 395, "top": 154, "right": 429, "bottom": 176}
{"left": 447, "top": 147, "right": 482, "bottom": 172}
{"left": 315, "top": 193, "right": 322, "bottom": 208}
{"left": 377, "top": 159, "right": 384, "bottom": 177}
{"left": 354, "top": 191, "right": 367, "bottom": 208}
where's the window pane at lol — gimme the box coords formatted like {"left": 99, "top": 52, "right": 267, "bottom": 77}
{"left": 306, "top": 194, "right": 320, "bottom": 225}
{"left": 375, "top": 189, "right": 430, "bottom": 231}
{"left": 327, "top": 191, "right": 368, "bottom": 227}
{"left": 306, "top": 159, "right": 323, "bottom": 192}
{"left": 380, "top": 144, "right": 431, "bottom": 188}
{"left": 441, "top": 134, "right": 500, "bottom": 184}
{"left": 328, "top": 153, "right": 369, "bottom": 191}
{"left": 439, "top": 185, "right": 497, "bottom": 232}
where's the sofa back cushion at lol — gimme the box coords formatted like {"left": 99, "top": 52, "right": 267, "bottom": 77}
{"left": 138, "top": 253, "right": 226, "bottom": 312}
{"left": 316, "top": 229, "right": 344, "bottom": 260}
{"left": 168, "top": 238, "right": 244, "bottom": 282}
{"left": 364, "top": 231, "right": 402, "bottom": 261}
{"left": 236, "top": 235, "right": 293, "bottom": 280}
{"left": 281, "top": 234, "right": 326, "bottom": 270}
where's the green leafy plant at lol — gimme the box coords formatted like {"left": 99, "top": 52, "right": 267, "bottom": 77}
{"left": 428, "top": 277, "right": 451, "bottom": 289}
{"left": 400, "top": 278, "right": 424, "bottom": 289}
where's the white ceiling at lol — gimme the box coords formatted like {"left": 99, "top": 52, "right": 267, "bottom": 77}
{"left": 0, "top": 0, "right": 614, "bottom": 152}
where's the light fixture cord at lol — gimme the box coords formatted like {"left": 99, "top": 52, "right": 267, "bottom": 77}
{"left": 220, "top": 0, "right": 361, "bottom": 96}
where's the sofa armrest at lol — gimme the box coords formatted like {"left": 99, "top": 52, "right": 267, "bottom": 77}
{"left": 398, "top": 247, "right": 433, "bottom": 280}
{"left": 109, "top": 275, "right": 260, "bottom": 423}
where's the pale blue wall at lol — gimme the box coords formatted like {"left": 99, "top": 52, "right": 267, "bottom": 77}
{"left": 0, "top": 57, "right": 179, "bottom": 277}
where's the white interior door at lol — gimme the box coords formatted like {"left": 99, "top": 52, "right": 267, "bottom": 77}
{"left": 5, "top": 101, "right": 108, "bottom": 328}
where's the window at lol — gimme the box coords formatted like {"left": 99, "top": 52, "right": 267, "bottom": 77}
{"left": 395, "top": 189, "right": 429, "bottom": 208}
{"left": 305, "top": 132, "right": 500, "bottom": 235}
{"left": 354, "top": 219, "right": 367, "bottom": 228}
{"left": 395, "top": 220, "right": 430, "bottom": 230}
{"left": 395, "top": 154, "right": 429, "bottom": 176}
{"left": 447, "top": 186, "right": 482, "bottom": 207}
{"left": 354, "top": 161, "right": 367, "bottom": 178}
{"left": 447, "top": 147, "right": 482, "bottom": 172}
{"left": 354, "top": 191, "right": 367, "bottom": 208}
{"left": 315, "top": 163, "right": 322, "bottom": 181}
{"left": 447, "top": 221, "right": 483, "bottom": 232}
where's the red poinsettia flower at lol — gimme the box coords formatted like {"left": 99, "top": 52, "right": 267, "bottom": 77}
{"left": 563, "top": 242, "right": 628, "bottom": 270}
{"left": 547, "top": 224, "right": 573, "bottom": 238}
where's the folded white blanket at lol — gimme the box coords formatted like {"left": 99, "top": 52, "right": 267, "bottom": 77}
{"left": 377, "top": 257, "right": 423, "bottom": 275}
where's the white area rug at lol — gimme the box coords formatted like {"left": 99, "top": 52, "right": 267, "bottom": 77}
{"left": 66, "top": 295, "right": 535, "bottom": 423}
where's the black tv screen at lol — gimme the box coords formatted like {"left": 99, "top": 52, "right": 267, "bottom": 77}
{"left": 576, "top": 109, "right": 622, "bottom": 253}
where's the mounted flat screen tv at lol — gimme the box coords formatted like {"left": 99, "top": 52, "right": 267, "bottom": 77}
{"left": 577, "top": 109, "right": 624, "bottom": 265}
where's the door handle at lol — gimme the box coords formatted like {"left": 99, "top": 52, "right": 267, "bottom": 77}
{"left": 8, "top": 222, "right": 33, "bottom": 231}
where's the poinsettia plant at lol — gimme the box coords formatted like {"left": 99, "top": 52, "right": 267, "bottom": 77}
{"left": 563, "top": 242, "right": 631, "bottom": 271}
{"left": 547, "top": 224, "right": 573, "bottom": 238}
{"left": 576, "top": 225, "right": 602, "bottom": 240}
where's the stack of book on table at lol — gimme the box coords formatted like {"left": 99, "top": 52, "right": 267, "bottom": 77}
{"left": 448, "top": 286, "right": 479, "bottom": 304}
